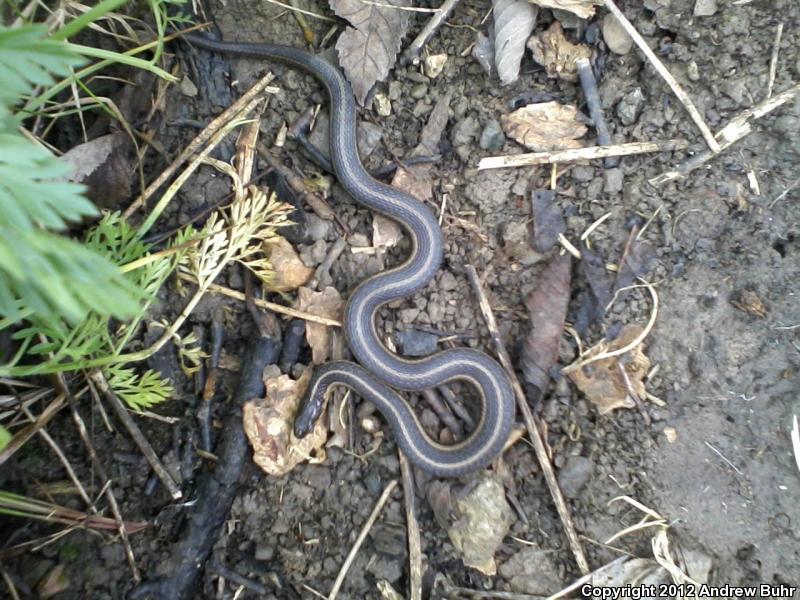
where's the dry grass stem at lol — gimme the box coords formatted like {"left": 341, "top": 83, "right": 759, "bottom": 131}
{"left": 767, "top": 23, "right": 784, "bottom": 99}
{"left": 398, "top": 452, "right": 422, "bottom": 600}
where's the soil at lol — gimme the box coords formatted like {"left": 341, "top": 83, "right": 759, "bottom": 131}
{"left": 3, "top": 0, "right": 799, "bottom": 598}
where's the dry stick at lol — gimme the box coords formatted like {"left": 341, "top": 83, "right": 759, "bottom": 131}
{"left": 602, "top": 0, "right": 720, "bottom": 153}
{"left": 767, "top": 23, "right": 784, "bottom": 99}
{"left": 57, "top": 378, "right": 141, "bottom": 583}
{"left": 465, "top": 265, "right": 590, "bottom": 575}
{"left": 0, "top": 394, "right": 66, "bottom": 465}
{"left": 402, "top": 0, "right": 462, "bottom": 65}
{"left": 178, "top": 273, "right": 342, "bottom": 327}
{"left": 122, "top": 73, "right": 278, "bottom": 219}
{"left": 478, "top": 139, "right": 687, "bottom": 170}
{"left": 398, "top": 453, "right": 423, "bottom": 600}
{"left": 329, "top": 479, "right": 398, "bottom": 600}
{"left": 650, "top": 83, "right": 800, "bottom": 186}
{"left": 88, "top": 369, "right": 182, "bottom": 500}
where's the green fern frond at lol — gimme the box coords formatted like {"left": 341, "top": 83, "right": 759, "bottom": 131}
{"left": 105, "top": 365, "right": 172, "bottom": 411}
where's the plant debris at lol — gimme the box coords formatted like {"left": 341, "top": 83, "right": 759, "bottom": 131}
{"left": 296, "top": 286, "right": 345, "bottom": 363}
{"left": 332, "top": 0, "right": 411, "bottom": 105}
{"left": 566, "top": 324, "right": 651, "bottom": 414}
{"left": 501, "top": 101, "right": 587, "bottom": 151}
{"left": 730, "top": 289, "right": 768, "bottom": 318}
{"left": 242, "top": 367, "right": 327, "bottom": 476}
{"left": 264, "top": 236, "right": 314, "bottom": 291}
{"left": 527, "top": 21, "right": 592, "bottom": 82}
{"left": 492, "top": 0, "right": 538, "bottom": 85}
{"left": 529, "top": 0, "right": 603, "bottom": 19}
{"left": 531, "top": 189, "right": 566, "bottom": 252}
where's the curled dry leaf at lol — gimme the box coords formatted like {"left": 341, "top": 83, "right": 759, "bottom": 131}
{"left": 567, "top": 324, "right": 651, "bottom": 414}
{"left": 332, "top": 0, "right": 411, "bottom": 105}
{"left": 264, "top": 236, "right": 313, "bottom": 292}
{"left": 528, "top": 0, "right": 602, "bottom": 19}
{"left": 296, "top": 286, "right": 345, "bottom": 363}
{"left": 243, "top": 368, "right": 327, "bottom": 476}
{"left": 527, "top": 21, "right": 592, "bottom": 82}
{"left": 502, "top": 101, "right": 587, "bottom": 152}
{"left": 492, "top": 0, "right": 538, "bottom": 85}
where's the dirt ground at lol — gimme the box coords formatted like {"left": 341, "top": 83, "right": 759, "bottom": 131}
{"left": 3, "top": 0, "right": 799, "bottom": 598}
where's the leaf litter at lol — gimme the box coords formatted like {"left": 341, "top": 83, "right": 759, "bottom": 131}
{"left": 502, "top": 101, "right": 587, "bottom": 151}
{"left": 527, "top": 21, "right": 592, "bottom": 82}
{"left": 492, "top": 0, "right": 538, "bottom": 85}
{"left": 296, "top": 286, "right": 345, "bottom": 363}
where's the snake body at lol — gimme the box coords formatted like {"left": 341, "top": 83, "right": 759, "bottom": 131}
{"left": 184, "top": 33, "right": 515, "bottom": 476}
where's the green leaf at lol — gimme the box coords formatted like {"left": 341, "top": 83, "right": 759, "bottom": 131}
{"left": 106, "top": 366, "right": 172, "bottom": 410}
{"left": 0, "top": 425, "right": 11, "bottom": 451}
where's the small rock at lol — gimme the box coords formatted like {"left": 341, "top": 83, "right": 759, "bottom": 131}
{"left": 616, "top": 88, "right": 645, "bottom": 126}
{"left": 558, "top": 455, "right": 594, "bottom": 499}
{"left": 305, "top": 214, "right": 330, "bottom": 241}
{"left": 398, "top": 307, "right": 420, "bottom": 323}
{"left": 686, "top": 60, "right": 700, "bottom": 82}
{"left": 603, "top": 168, "right": 624, "bottom": 194}
{"left": 395, "top": 329, "right": 438, "bottom": 356}
{"left": 602, "top": 14, "right": 633, "bottom": 55}
{"left": 309, "top": 239, "right": 328, "bottom": 264}
{"left": 373, "top": 92, "right": 392, "bottom": 116}
{"left": 572, "top": 165, "right": 595, "bottom": 182}
{"left": 439, "top": 271, "right": 458, "bottom": 291}
{"left": 358, "top": 121, "right": 384, "bottom": 157}
{"left": 410, "top": 83, "right": 428, "bottom": 100}
{"left": 479, "top": 119, "right": 505, "bottom": 151}
{"left": 693, "top": 0, "right": 717, "bottom": 17}
{"left": 423, "top": 53, "right": 447, "bottom": 79}
{"left": 720, "top": 79, "right": 748, "bottom": 106}
{"left": 499, "top": 546, "right": 563, "bottom": 594}
{"left": 388, "top": 80, "right": 403, "bottom": 101}
{"left": 367, "top": 557, "right": 403, "bottom": 583}
{"left": 426, "top": 302, "right": 445, "bottom": 323}
{"left": 255, "top": 544, "right": 275, "bottom": 561}
{"left": 452, "top": 115, "right": 481, "bottom": 148}
{"left": 370, "top": 524, "right": 408, "bottom": 558}
{"left": 179, "top": 76, "right": 198, "bottom": 97}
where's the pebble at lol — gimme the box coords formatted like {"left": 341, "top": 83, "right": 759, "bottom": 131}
{"left": 423, "top": 54, "right": 447, "bottom": 79}
{"left": 694, "top": 0, "right": 718, "bottom": 17}
{"left": 499, "top": 546, "right": 563, "bottom": 594}
{"left": 358, "top": 121, "right": 384, "bottom": 157}
{"left": 479, "top": 119, "right": 505, "bottom": 151}
{"left": 602, "top": 14, "right": 633, "bottom": 55}
{"left": 395, "top": 329, "right": 439, "bottom": 356}
{"left": 686, "top": 60, "right": 700, "bottom": 82}
{"left": 616, "top": 87, "right": 645, "bottom": 125}
{"left": 305, "top": 213, "right": 330, "bottom": 242}
{"left": 255, "top": 544, "right": 275, "bottom": 561}
{"left": 370, "top": 524, "right": 408, "bottom": 558}
{"left": 388, "top": 80, "right": 403, "bottom": 101}
{"left": 471, "top": 32, "right": 495, "bottom": 76}
{"left": 373, "top": 92, "right": 392, "bottom": 116}
{"left": 398, "top": 307, "right": 420, "bottom": 323}
{"left": 309, "top": 239, "right": 328, "bottom": 264}
{"left": 439, "top": 271, "right": 458, "bottom": 291}
{"left": 557, "top": 455, "right": 594, "bottom": 499}
{"left": 367, "top": 557, "right": 403, "bottom": 583}
{"left": 426, "top": 301, "right": 445, "bottom": 323}
{"left": 410, "top": 83, "right": 428, "bottom": 100}
{"left": 572, "top": 165, "right": 595, "bottom": 182}
{"left": 603, "top": 168, "right": 624, "bottom": 194}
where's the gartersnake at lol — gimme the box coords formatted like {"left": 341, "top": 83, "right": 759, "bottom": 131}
{"left": 183, "top": 33, "right": 515, "bottom": 476}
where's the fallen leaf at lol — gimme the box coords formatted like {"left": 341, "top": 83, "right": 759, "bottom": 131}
{"left": 730, "top": 289, "right": 767, "bottom": 318}
{"left": 37, "top": 563, "right": 70, "bottom": 599}
{"left": 579, "top": 241, "right": 613, "bottom": 325}
{"left": 528, "top": 0, "right": 602, "bottom": 19}
{"left": 493, "top": 0, "right": 538, "bottom": 85}
{"left": 332, "top": 0, "right": 411, "bottom": 105}
{"left": 527, "top": 21, "right": 592, "bottom": 82}
{"left": 501, "top": 101, "right": 587, "bottom": 151}
{"left": 372, "top": 214, "right": 403, "bottom": 248}
{"left": 242, "top": 367, "right": 327, "bottom": 476}
{"left": 567, "top": 324, "right": 651, "bottom": 414}
{"left": 531, "top": 189, "right": 565, "bottom": 252}
{"left": 521, "top": 253, "right": 571, "bottom": 401}
{"left": 296, "top": 286, "right": 345, "bottom": 363}
{"left": 60, "top": 132, "right": 133, "bottom": 208}
{"left": 264, "top": 236, "right": 313, "bottom": 292}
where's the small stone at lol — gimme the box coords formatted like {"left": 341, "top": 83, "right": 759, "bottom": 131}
{"left": 410, "top": 83, "right": 428, "bottom": 100}
{"left": 309, "top": 239, "right": 327, "bottom": 264}
{"left": 305, "top": 214, "right": 330, "bottom": 241}
{"left": 423, "top": 53, "right": 447, "bottom": 79}
{"left": 373, "top": 92, "right": 392, "bottom": 116}
{"left": 558, "top": 455, "right": 594, "bottom": 499}
{"left": 439, "top": 271, "right": 458, "bottom": 291}
{"left": 370, "top": 524, "right": 408, "bottom": 558}
{"left": 693, "top": 0, "right": 718, "bottom": 17}
{"left": 255, "top": 544, "right": 275, "bottom": 561}
{"left": 367, "top": 557, "right": 403, "bottom": 583}
{"left": 616, "top": 87, "right": 645, "bottom": 126}
{"left": 398, "top": 307, "right": 420, "bottom": 323}
{"left": 179, "top": 76, "right": 198, "bottom": 97}
{"left": 720, "top": 79, "right": 748, "bottom": 106}
{"left": 602, "top": 14, "right": 633, "bottom": 55}
{"left": 603, "top": 168, "right": 624, "bottom": 194}
{"left": 499, "top": 546, "right": 563, "bottom": 594}
{"left": 451, "top": 115, "right": 481, "bottom": 161}
{"left": 479, "top": 119, "right": 505, "bottom": 151}
{"left": 572, "top": 165, "right": 595, "bottom": 182}
{"left": 395, "top": 329, "right": 438, "bottom": 356}
{"left": 686, "top": 60, "right": 700, "bottom": 82}
{"left": 357, "top": 121, "right": 384, "bottom": 157}
{"left": 388, "top": 80, "right": 403, "bottom": 101}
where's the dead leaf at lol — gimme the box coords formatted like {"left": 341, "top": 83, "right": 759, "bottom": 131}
{"left": 37, "top": 563, "right": 70, "bottom": 599}
{"left": 567, "top": 324, "right": 651, "bottom": 414}
{"left": 527, "top": 21, "right": 592, "bottom": 82}
{"left": 579, "top": 241, "right": 613, "bottom": 325}
{"left": 264, "top": 236, "right": 313, "bottom": 292}
{"left": 372, "top": 214, "right": 403, "bottom": 248}
{"left": 332, "top": 0, "right": 411, "bottom": 105}
{"left": 521, "top": 253, "right": 571, "bottom": 400}
{"left": 296, "top": 286, "right": 345, "bottom": 363}
{"left": 531, "top": 189, "right": 565, "bottom": 252}
{"left": 730, "top": 289, "right": 767, "bottom": 318}
{"left": 493, "top": 0, "right": 538, "bottom": 85}
{"left": 501, "top": 101, "right": 587, "bottom": 151}
{"left": 60, "top": 132, "right": 133, "bottom": 208}
{"left": 243, "top": 368, "right": 327, "bottom": 476}
{"left": 528, "top": 0, "right": 602, "bottom": 19}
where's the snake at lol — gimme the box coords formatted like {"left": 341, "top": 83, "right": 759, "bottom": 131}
{"left": 183, "top": 33, "right": 515, "bottom": 476}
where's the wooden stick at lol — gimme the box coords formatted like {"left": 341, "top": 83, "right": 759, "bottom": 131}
{"left": 478, "top": 139, "right": 687, "bottom": 170}
{"left": 767, "top": 23, "right": 784, "bottom": 99}
{"left": 398, "top": 452, "right": 423, "bottom": 600}
{"left": 402, "top": 0, "right": 462, "bottom": 65}
{"left": 650, "top": 83, "right": 800, "bottom": 186}
{"left": 329, "top": 480, "right": 398, "bottom": 599}
{"left": 89, "top": 369, "right": 182, "bottom": 500}
{"left": 465, "top": 265, "right": 590, "bottom": 575}
{"left": 602, "top": 0, "right": 720, "bottom": 153}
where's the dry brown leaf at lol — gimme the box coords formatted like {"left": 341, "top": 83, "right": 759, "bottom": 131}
{"left": 528, "top": 0, "right": 602, "bottom": 19}
{"left": 296, "top": 286, "right": 345, "bottom": 363}
{"left": 372, "top": 214, "right": 403, "bottom": 248}
{"left": 502, "top": 101, "right": 587, "bottom": 151}
{"left": 37, "top": 564, "right": 70, "bottom": 599}
{"left": 332, "top": 0, "right": 411, "bottom": 105}
{"left": 527, "top": 21, "right": 591, "bottom": 82}
{"left": 243, "top": 368, "right": 327, "bottom": 476}
{"left": 264, "top": 236, "right": 313, "bottom": 292}
{"left": 730, "top": 289, "right": 768, "bottom": 318}
{"left": 567, "top": 324, "right": 651, "bottom": 414}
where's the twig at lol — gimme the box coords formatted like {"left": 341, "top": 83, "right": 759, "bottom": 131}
{"left": 208, "top": 561, "right": 268, "bottom": 594}
{"left": 422, "top": 388, "right": 463, "bottom": 440}
{"left": 0, "top": 393, "right": 67, "bottom": 466}
{"left": 398, "top": 453, "right": 422, "bottom": 600}
{"left": 603, "top": 0, "right": 720, "bottom": 153}
{"left": 89, "top": 369, "right": 182, "bottom": 500}
{"left": 769, "top": 176, "right": 800, "bottom": 209}
{"left": 177, "top": 273, "right": 342, "bottom": 326}
{"left": 576, "top": 58, "right": 618, "bottom": 168}
{"left": 767, "top": 23, "right": 784, "bottom": 99}
{"left": 465, "top": 265, "right": 590, "bottom": 575}
{"left": 328, "top": 479, "right": 398, "bottom": 599}
{"left": 649, "top": 83, "right": 800, "bottom": 185}
{"left": 402, "top": 0, "right": 462, "bottom": 65}
{"left": 478, "top": 139, "right": 687, "bottom": 170}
